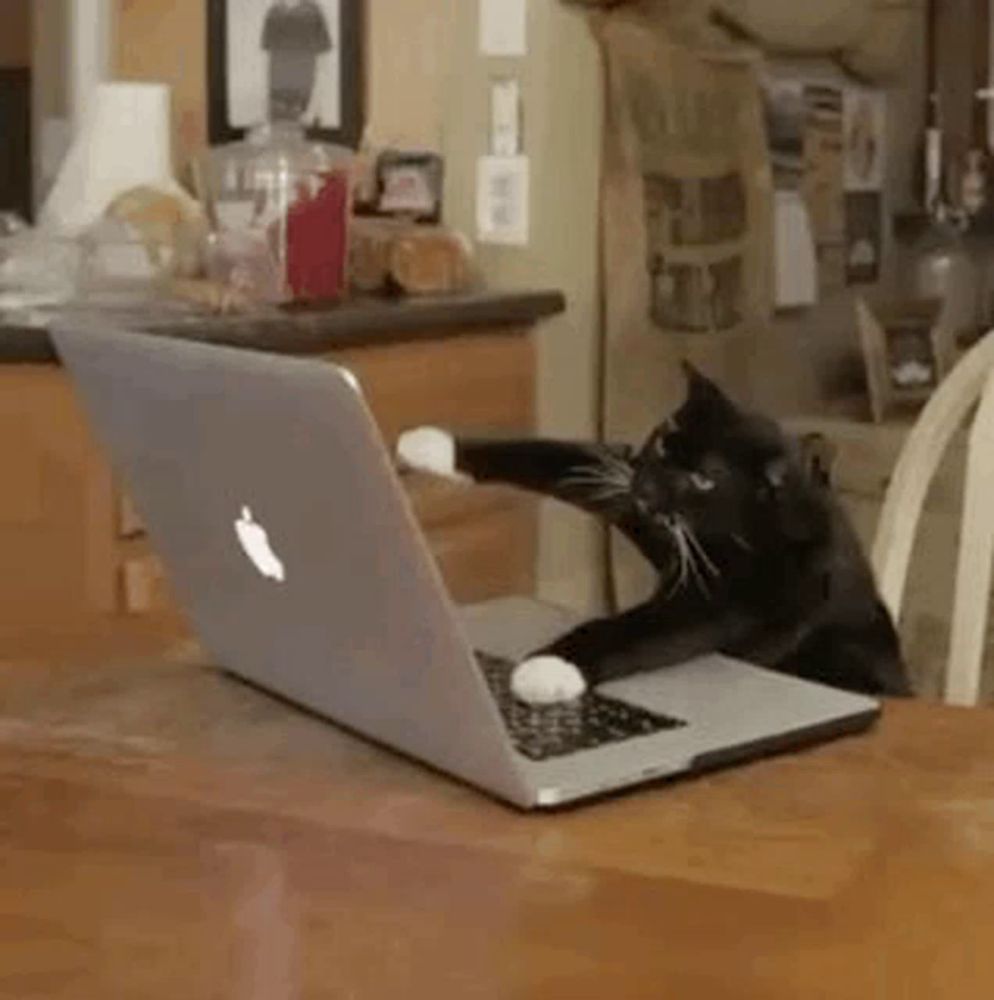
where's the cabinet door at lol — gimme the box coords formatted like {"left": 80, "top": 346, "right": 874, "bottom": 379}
{"left": 330, "top": 331, "right": 538, "bottom": 601}
{"left": 0, "top": 366, "right": 116, "bottom": 624}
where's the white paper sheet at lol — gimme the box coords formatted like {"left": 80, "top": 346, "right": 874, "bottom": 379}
{"left": 774, "top": 189, "right": 817, "bottom": 309}
{"left": 479, "top": 0, "right": 527, "bottom": 57}
{"left": 476, "top": 155, "right": 529, "bottom": 246}
{"left": 490, "top": 78, "right": 521, "bottom": 156}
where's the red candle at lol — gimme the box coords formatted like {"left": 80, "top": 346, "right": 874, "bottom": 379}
{"left": 285, "top": 169, "right": 350, "bottom": 302}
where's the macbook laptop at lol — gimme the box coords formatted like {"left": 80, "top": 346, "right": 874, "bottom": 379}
{"left": 51, "top": 323, "right": 880, "bottom": 810}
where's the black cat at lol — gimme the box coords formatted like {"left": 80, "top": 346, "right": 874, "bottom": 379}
{"left": 398, "top": 364, "right": 912, "bottom": 702}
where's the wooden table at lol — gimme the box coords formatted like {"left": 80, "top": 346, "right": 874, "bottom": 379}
{"left": 3, "top": 649, "right": 994, "bottom": 998}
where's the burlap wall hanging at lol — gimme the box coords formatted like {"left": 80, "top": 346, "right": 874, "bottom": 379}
{"left": 587, "top": 5, "right": 774, "bottom": 610}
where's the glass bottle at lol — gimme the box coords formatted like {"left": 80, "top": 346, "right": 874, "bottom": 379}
{"left": 195, "top": 121, "right": 354, "bottom": 305}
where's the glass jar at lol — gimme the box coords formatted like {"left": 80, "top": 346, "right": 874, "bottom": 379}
{"left": 195, "top": 122, "right": 353, "bottom": 305}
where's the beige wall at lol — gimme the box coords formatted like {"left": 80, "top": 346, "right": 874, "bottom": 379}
{"left": 439, "top": 1, "right": 606, "bottom": 611}
{"left": 364, "top": 0, "right": 456, "bottom": 149}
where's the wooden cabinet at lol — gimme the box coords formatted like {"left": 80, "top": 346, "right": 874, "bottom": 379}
{"left": 0, "top": 325, "right": 538, "bottom": 636}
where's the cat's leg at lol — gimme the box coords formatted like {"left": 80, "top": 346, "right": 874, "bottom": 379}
{"left": 509, "top": 604, "right": 657, "bottom": 705}
{"left": 511, "top": 600, "right": 750, "bottom": 704}
{"left": 397, "top": 429, "right": 635, "bottom": 518}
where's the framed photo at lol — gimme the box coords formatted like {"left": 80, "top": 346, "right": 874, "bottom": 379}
{"left": 373, "top": 150, "right": 444, "bottom": 223}
{"left": 207, "top": 0, "right": 365, "bottom": 148}
{"left": 856, "top": 296, "right": 953, "bottom": 422}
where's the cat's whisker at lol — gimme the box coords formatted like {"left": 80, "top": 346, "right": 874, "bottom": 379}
{"left": 732, "top": 533, "right": 754, "bottom": 551}
{"left": 674, "top": 521, "right": 711, "bottom": 596}
{"left": 560, "top": 464, "right": 631, "bottom": 490}
{"left": 602, "top": 456, "right": 634, "bottom": 482}
{"left": 559, "top": 477, "right": 626, "bottom": 496}
{"left": 587, "top": 486, "right": 627, "bottom": 503}
{"left": 558, "top": 474, "right": 616, "bottom": 488}
{"left": 665, "top": 519, "right": 693, "bottom": 597}
{"left": 680, "top": 520, "right": 720, "bottom": 578}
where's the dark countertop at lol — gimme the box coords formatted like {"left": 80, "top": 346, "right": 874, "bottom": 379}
{"left": 0, "top": 289, "right": 566, "bottom": 364}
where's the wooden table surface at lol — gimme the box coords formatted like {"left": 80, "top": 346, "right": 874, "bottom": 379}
{"left": 3, "top": 647, "right": 994, "bottom": 998}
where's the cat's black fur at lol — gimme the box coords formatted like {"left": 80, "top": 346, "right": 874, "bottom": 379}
{"left": 453, "top": 364, "right": 912, "bottom": 698}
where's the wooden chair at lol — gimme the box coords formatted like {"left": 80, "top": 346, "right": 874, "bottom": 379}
{"left": 872, "top": 331, "right": 994, "bottom": 705}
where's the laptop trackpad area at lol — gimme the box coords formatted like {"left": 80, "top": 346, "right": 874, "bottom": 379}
{"left": 457, "top": 596, "right": 584, "bottom": 661}
{"left": 599, "top": 655, "right": 880, "bottom": 762}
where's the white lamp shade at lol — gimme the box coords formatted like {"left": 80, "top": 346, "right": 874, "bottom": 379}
{"left": 40, "top": 82, "right": 194, "bottom": 236}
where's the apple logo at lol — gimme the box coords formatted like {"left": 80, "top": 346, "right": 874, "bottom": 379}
{"left": 234, "top": 505, "right": 285, "bottom": 583}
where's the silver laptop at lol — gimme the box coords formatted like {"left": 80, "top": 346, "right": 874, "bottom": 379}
{"left": 51, "top": 323, "right": 880, "bottom": 810}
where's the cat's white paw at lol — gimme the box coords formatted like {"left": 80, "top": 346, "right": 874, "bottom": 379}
{"left": 511, "top": 656, "right": 588, "bottom": 705}
{"left": 396, "top": 426, "right": 468, "bottom": 481}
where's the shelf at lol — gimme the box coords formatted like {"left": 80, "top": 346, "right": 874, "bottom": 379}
{"left": 892, "top": 209, "right": 994, "bottom": 242}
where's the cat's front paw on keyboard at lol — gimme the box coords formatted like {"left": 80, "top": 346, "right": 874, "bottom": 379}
{"left": 396, "top": 427, "right": 471, "bottom": 482}
{"left": 511, "top": 656, "right": 588, "bottom": 705}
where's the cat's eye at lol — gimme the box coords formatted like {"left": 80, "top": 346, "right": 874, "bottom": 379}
{"left": 688, "top": 471, "right": 715, "bottom": 492}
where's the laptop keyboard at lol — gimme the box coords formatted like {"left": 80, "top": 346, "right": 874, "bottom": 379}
{"left": 475, "top": 652, "right": 686, "bottom": 762}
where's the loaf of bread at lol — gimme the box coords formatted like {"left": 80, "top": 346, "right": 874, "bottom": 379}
{"left": 388, "top": 226, "right": 475, "bottom": 296}
{"left": 348, "top": 217, "right": 406, "bottom": 292}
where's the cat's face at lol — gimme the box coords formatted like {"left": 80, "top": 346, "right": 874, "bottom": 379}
{"left": 629, "top": 365, "right": 822, "bottom": 550}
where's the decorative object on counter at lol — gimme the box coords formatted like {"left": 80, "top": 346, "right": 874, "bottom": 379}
{"left": 348, "top": 219, "right": 475, "bottom": 296}
{"left": 0, "top": 225, "right": 81, "bottom": 314}
{"left": 207, "top": 0, "right": 365, "bottom": 149}
{"left": 371, "top": 150, "right": 444, "bottom": 223}
{"left": 104, "top": 186, "right": 208, "bottom": 281}
{"left": 856, "top": 296, "right": 953, "bottom": 423}
{"left": 348, "top": 217, "right": 404, "bottom": 292}
{"left": 165, "top": 277, "right": 255, "bottom": 315}
{"left": 388, "top": 227, "right": 475, "bottom": 296}
{"left": 195, "top": 121, "right": 354, "bottom": 305}
{"left": 39, "top": 83, "right": 199, "bottom": 237}
{"left": 78, "top": 217, "right": 160, "bottom": 291}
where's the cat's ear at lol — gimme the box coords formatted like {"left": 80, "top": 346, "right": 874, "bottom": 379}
{"left": 797, "top": 432, "right": 836, "bottom": 488}
{"left": 680, "top": 361, "right": 735, "bottom": 417}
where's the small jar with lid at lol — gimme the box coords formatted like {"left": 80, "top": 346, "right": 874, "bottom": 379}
{"left": 195, "top": 121, "right": 354, "bottom": 305}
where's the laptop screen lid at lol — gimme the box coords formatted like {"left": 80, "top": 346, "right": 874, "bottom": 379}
{"left": 51, "top": 323, "right": 526, "bottom": 802}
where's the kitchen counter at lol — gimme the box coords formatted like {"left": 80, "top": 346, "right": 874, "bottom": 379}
{"left": 0, "top": 287, "right": 554, "bottom": 629}
{"left": 0, "top": 289, "right": 566, "bottom": 363}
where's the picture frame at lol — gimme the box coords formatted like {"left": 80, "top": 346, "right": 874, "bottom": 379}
{"left": 371, "top": 150, "right": 444, "bottom": 223}
{"left": 207, "top": 0, "right": 365, "bottom": 149}
{"left": 856, "top": 296, "right": 953, "bottom": 422}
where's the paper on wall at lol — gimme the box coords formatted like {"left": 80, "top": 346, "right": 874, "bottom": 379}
{"left": 476, "top": 155, "right": 529, "bottom": 246}
{"left": 843, "top": 87, "right": 886, "bottom": 192}
{"left": 479, "top": 0, "right": 527, "bottom": 57}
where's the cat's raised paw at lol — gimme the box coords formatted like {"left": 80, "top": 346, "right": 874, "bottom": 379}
{"left": 396, "top": 426, "right": 469, "bottom": 481}
{"left": 511, "top": 656, "right": 588, "bottom": 705}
